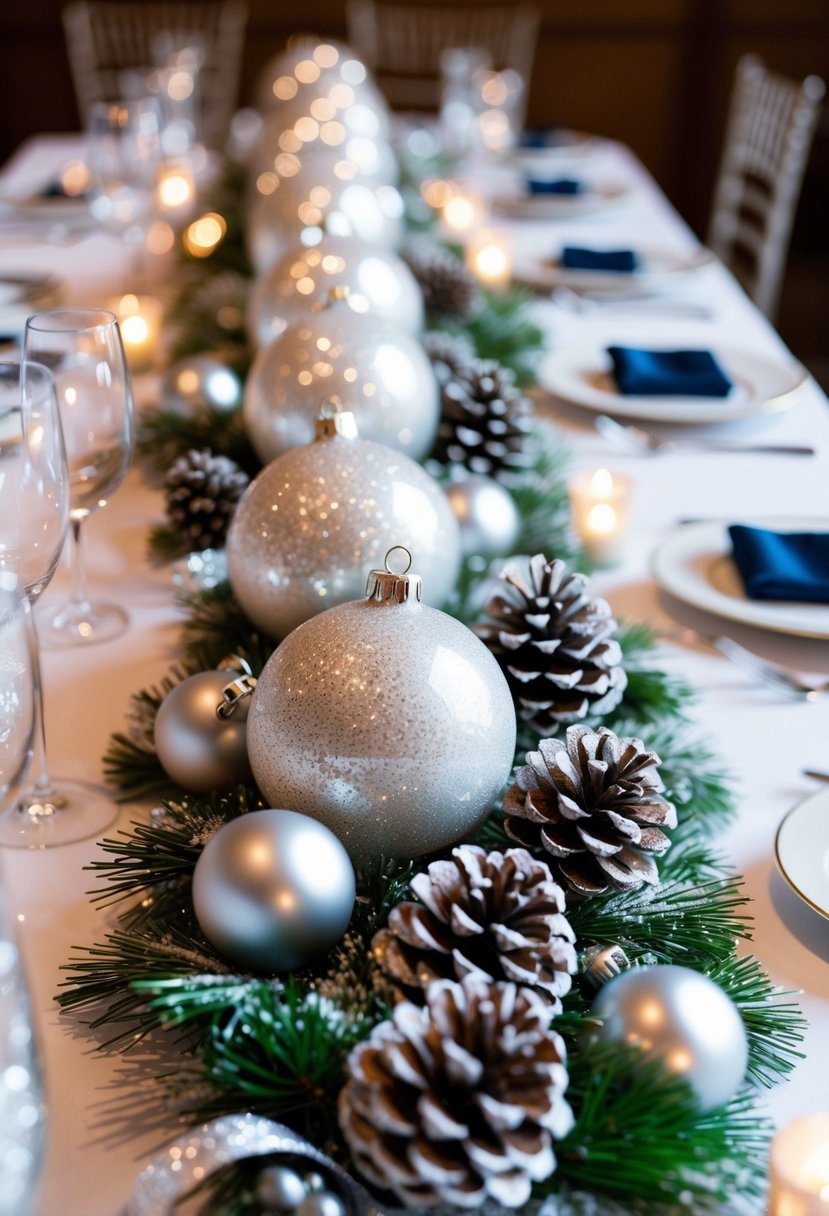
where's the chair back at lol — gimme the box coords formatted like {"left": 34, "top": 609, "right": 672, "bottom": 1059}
{"left": 62, "top": 0, "right": 248, "bottom": 147}
{"left": 707, "top": 54, "right": 824, "bottom": 322}
{"left": 346, "top": 0, "right": 539, "bottom": 117}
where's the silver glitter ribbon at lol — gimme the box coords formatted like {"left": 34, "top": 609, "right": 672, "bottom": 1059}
{"left": 124, "top": 1113, "right": 384, "bottom": 1216}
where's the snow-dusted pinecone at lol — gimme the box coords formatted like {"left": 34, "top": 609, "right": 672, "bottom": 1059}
{"left": 503, "top": 725, "right": 677, "bottom": 897}
{"left": 164, "top": 448, "right": 249, "bottom": 550}
{"left": 475, "top": 554, "right": 627, "bottom": 735}
{"left": 422, "top": 328, "right": 477, "bottom": 386}
{"left": 372, "top": 845, "right": 576, "bottom": 1009}
{"left": 433, "top": 357, "right": 533, "bottom": 478}
{"left": 402, "top": 238, "right": 481, "bottom": 319}
{"left": 339, "top": 976, "right": 574, "bottom": 1209}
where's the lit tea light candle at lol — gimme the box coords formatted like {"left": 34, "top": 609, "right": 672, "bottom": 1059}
{"left": 157, "top": 162, "right": 195, "bottom": 219}
{"left": 440, "top": 186, "right": 486, "bottom": 237}
{"left": 568, "top": 467, "right": 632, "bottom": 565}
{"left": 466, "top": 228, "right": 513, "bottom": 290}
{"left": 770, "top": 1114, "right": 829, "bottom": 1215}
{"left": 109, "top": 293, "right": 164, "bottom": 373}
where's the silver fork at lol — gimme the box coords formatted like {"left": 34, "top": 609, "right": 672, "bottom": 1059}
{"left": 665, "top": 628, "right": 829, "bottom": 701}
{"left": 595, "top": 414, "right": 815, "bottom": 457}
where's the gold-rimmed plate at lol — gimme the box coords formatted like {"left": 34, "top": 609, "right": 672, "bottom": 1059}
{"left": 775, "top": 788, "right": 829, "bottom": 920}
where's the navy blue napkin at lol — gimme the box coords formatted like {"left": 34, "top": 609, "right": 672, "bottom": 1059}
{"left": 37, "top": 179, "right": 87, "bottom": 201}
{"left": 607, "top": 346, "right": 733, "bottom": 397}
{"left": 526, "top": 177, "right": 583, "bottom": 196}
{"left": 729, "top": 524, "right": 829, "bottom": 603}
{"left": 561, "top": 246, "right": 639, "bottom": 273}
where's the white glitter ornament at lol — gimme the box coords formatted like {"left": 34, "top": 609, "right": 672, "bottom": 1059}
{"left": 246, "top": 174, "right": 404, "bottom": 276}
{"left": 227, "top": 412, "right": 460, "bottom": 639}
{"left": 251, "top": 126, "right": 399, "bottom": 192}
{"left": 255, "top": 40, "right": 390, "bottom": 136}
{"left": 244, "top": 297, "right": 437, "bottom": 463}
{"left": 246, "top": 547, "right": 517, "bottom": 868}
{"left": 248, "top": 236, "right": 423, "bottom": 348}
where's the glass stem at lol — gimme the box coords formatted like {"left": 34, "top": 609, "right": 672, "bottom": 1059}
{"left": 26, "top": 615, "right": 55, "bottom": 804}
{"left": 67, "top": 518, "right": 92, "bottom": 613}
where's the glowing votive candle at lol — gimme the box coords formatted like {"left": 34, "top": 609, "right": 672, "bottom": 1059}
{"left": 109, "top": 293, "right": 164, "bottom": 373}
{"left": 466, "top": 228, "right": 514, "bottom": 290}
{"left": 568, "top": 467, "right": 632, "bottom": 565}
{"left": 157, "top": 162, "right": 196, "bottom": 221}
{"left": 440, "top": 186, "right": 486, "bottom": 237}
{"left": 770, "top": 1115, "right": 829, "bottom": 1216}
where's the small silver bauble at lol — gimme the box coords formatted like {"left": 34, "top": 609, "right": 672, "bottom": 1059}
{"left": 445, "top": 476, "right": 522, "bottom": 559}
{"left": 246, "top": 175, "right": 404, "bottom": 276}
{"left": 248, "top": 236, "right": 423, "bottom": 348}
{"left": 297, "top": 1192, "right": 347, "bottom": 1216}
{"left": 590, "top": 964, "right": 749, "bottom": 1111}
{"left": 244, "top": 304, "right": 437, "bottom": 463}
{"left": 160, "top": 356, "right": 242, "bottom": 415}
{"left": 227, "top": 412, "right": 460, "bottom": 638}
{"left": 246, "top": 549, "right": 517, "bottom": 868}
{"left": 153, "top": 667, "right": 254, "bottom": 794}
{"left": 256, "top": 1164, "right": 307, "bottom": 1212}
{"left": 192, "top": 808, "right": 356, "bottom": 972}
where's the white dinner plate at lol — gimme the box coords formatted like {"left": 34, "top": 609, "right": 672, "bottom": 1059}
{"left": 515, "top": 245, "right": 715, "bottom": 294}
{"left": 538, "top": 343, "right": 807, "bottom": 424}
{"left": 492, "top": 183, "right": 630, "bottom": 221}
{"left": 0, "top": 185, "right": 89, "bottom": 219}
{"left": 651, "top": 518, "right": 829, "bottom": 639}
{"left": 775, "top": 788, "right": 829, "bottom": 920}
{"left": 507, "top": 130, "right": 599, "bottom": 172}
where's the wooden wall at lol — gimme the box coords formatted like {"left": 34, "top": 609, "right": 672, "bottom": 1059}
{"left": 1, "top": 1, "right": 828, "bottom": 358}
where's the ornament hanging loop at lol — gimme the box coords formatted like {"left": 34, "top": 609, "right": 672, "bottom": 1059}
{"left": 384, "top": 545, "right": 413, "bottom": 575}
{"left": 366, "top": 545, "right": 421, "bottom": 604}
{"left": 216, "top": 673, "right": 257, "bottom": 720}
{"left": 315, "top": 399, "right": 358, "bottom": 440}
{"left": 217, "top": 654, "right": 253, "bottom": 677}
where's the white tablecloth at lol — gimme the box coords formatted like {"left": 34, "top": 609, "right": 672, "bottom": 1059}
{"left": 1, "top": 134, "right": 828, "bottom": 1216}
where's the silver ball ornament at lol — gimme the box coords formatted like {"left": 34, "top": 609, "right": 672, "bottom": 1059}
{"left": 153, "top": 671, "right": 253, "bottom": 794}
{"left": 590, "top": 964, "right": 748, "bottom": 1111}
{"left": 244, "top": 308, "right": 438, "bottom": 463}
{"left": 445, "top": 476, "right": 522, "bottom": 559}
{"left": 160, "top": 356, "right": 242, "bottom": 415}
{"left": 255, "top": 40, "right": 390, "bottom": 132}
{"left": 192, "top": 809, "right": 356, "bottom": 972}
{"left": 246, "top": 556, "right": 517, "bottom": 868}
{"left": 256, "top": 1165, "right": 307, "bottom": 1212}
{"left": 248, "top": 236, "right": 423, "bottom": 348}
{"left": 297, "top": 1193, "right": 347, "bottom": 1216}
{"left": 227, "top": 415, "right": 460, "bottom": 638}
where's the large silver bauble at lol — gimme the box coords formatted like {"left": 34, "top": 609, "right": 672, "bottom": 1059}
{"left": 192, "top": 809, "right": 356, "bottom": 972}
{"left": 255, "top": 40, "right": 390, "bottom": 137}
{"left": 590, "top": 964, "right": 748, "bottom": 1111}
{"left": 445, "top": 476, "right": 522, "bottom": 559}
{"left": 248, "top": 236, "right": 423, "bottom": 348}
{"left": 160, "top": 356, "right": 242, "bottom": 415}
{"left": 153, "top": 671, "right": 252, "bottom": 794}
{"left": 246, "top": 175, "right": 404, "bottom": 276}
{"left": 244, "top": 309, "right": 437, "bottom": 463}
{"left": 227, "top": 426, "right": 460, "bottom": 638}
{"left": 251, "top": 125, "right": 399, "bottom": 192}
{"left": 246, "top": 581, "right": 517, "bottom": 868}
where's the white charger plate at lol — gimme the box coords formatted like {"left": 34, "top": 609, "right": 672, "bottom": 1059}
{"left": 651, "top": 518, "right": 829, "bottom": 639}
{"left": 515, "top": 246, "right": 715, "bottom": 294}
{"left": 775, "top": 787, "right": 829, "bottom": 920}
{"left": 492, "top": 183, "right": 630, "bottom": 221}
{"left": 538, "top": 343, "right": 807, "bottom": 424}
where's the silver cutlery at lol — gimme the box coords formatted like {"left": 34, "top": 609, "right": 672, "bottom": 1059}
{"left": 551, "top": 285, "right": 713, "bottom": 319}
{"left": 595, "top": 414, "right": 815, "bottom": 457}
{"left": 803, "top": 770, "right": 829, "bottom": 782}
{"left": 665, "top": 627, "right": 829, "bottom": 701}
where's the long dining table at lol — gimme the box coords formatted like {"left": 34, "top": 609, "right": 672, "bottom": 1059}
{"left": 1, "top": 129, "right": 828, "bottom": 1216}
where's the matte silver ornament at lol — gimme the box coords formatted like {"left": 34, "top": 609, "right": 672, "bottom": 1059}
{"left": 153, "top": 669, "right": 254, "bottom": 794}
{"left": 445, "top": 476, "right": 522, "bottom": 559}
{"left": 297, "top": 1193, "right": 348, "bottom": 1216}
{"left": 590, "top": 964, "right": 748, "bottom": 1110}
{"left": 247, "top": 552, "right": 517, "bottom": 868}
{"left": 256, "top": 1164, "right": 307, "bottom": 1211}
{"left": 228, "top": 414, "right": 459, "bottom": 639}
{"left": 244, "top": 304, "right": 437, "bottom": 463}
{"left": 160, "top": 356, "right": 242, "bottom": 415}
{"left": 248, "top": 236, "right": 423, "bottom": 348}
{"left": 192, "top": 808, "right": 356, "bottom": 972}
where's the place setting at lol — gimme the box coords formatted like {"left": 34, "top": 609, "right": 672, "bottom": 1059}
{"left": 515, "top": 240, "right": 716, "bottom": 296}
{"left": 491, "top": 167, "right": 631, "bottom": 220}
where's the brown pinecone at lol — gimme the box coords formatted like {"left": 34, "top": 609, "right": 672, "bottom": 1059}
{"left": 164, "top": 448, "right": 249, "bottom": 551}
{"left": 422, "top": 329, "right": 477, "bottom": 386}
{"left": 372, "top": 845, "right": 576, "bottom": 1010}
{"left": 402, "top": 238, "right": 482, "bottom": 319}
{"left": 432, "top": 357, "right": 533, "bottom": 479}
{"left": 339, "top": 976, "right": 573, "bottom": 1209}
{"left": 503, "top": 725, "right": 677, "bottom": 897}
{"left": 475, "top": 554, "right": 628, "bottom": 736}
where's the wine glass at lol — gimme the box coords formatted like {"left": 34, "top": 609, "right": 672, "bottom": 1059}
{"left": 23, "top": 309, "right": 134, "bottom": 646}
{"left": 0, "top": 575, "right": 37, "bottom": 811}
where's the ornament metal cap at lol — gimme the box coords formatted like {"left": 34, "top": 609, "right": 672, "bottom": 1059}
{"left": 314, "top": 399, "right": 359, "bottom": 440}
{"left": 365, "top": 545, "right": 422, "bottom": 604}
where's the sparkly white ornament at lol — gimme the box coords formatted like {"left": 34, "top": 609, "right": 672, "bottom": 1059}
{"left": 248, "top": 236, "right": 423, "bottom": 348}
{"left": 251, "top": 124, "right": 399, "bottom": 190}
{"left": 227, "top": 412, "right": 460, "bottom": 639}
{"left": 445, "top": 476, "right": 522, "bottom": 558}
{"left": 255, "top": 40, "right": 390, "bottom": 136}
{"left": 244, "top": 299, "right": 437, "bottom": 463}
{"left": 246, "top": 548, "right": 517, "bottom": 868}
{"left": 590, "top": 964, "right": 749, "bottom": 1111}
{"left": 246, "top": 174, "right": 404, "bottom": 276}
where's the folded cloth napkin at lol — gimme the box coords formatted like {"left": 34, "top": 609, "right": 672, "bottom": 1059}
{"left": 607, "top": 346, "right": 733, "bottom": 397}
{"left": 526, "top": 177, "right": 583, "bottom": 195}
{"left": 728, "top": 524, "right": 829, "bottom": 603}
{"left": 561, "top": 246, "right": 639, "bottom": 272}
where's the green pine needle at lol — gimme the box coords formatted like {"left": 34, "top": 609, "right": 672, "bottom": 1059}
{"left": 707, "top": 953, "right": 806, "bottom": 1087}
{"left": 177, "top": 582, "right": 274, "bottom": 673}
{"left": 147, "top": 524, "right": 189, "bottom": 563}
{"left": 136, "top": 403, "right": 259, "bottom": 479}
{"left": 439, "top": 286, "right": 548, "bottom": 385}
